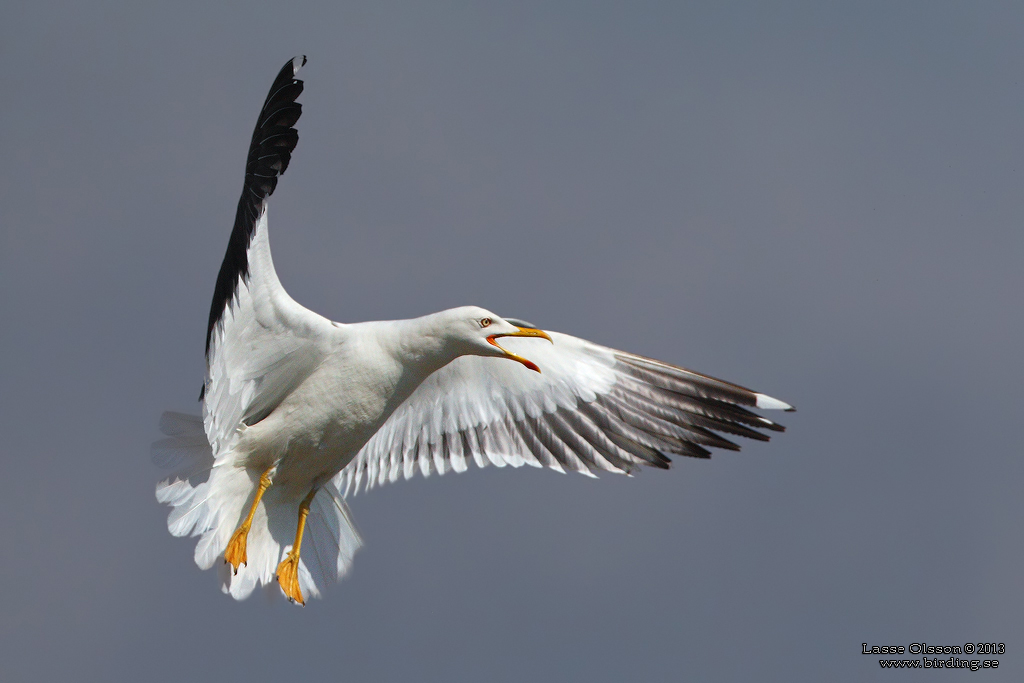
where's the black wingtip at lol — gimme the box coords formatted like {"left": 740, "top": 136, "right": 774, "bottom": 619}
{"left": 204, "top": 58, "right": 308, "bottom": 358}
{"left": 784, "top": 406, "right": 797, "bottom": 413}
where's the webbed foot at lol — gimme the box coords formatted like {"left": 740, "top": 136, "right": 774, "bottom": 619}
{"left": 276, "top": 551, "right": 304, "bottom": 605}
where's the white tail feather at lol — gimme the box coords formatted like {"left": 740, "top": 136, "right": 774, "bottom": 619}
{"left": 153, "top": 412, "right": 363, "bottom": 601}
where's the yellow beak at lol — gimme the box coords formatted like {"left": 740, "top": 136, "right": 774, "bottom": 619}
{"left": 487, "top": 326, "right": 553, "bottom": 373}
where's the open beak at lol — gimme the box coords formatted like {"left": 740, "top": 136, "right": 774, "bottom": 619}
{"left": 487, "top": 326, "right": 553, "bottom": 373}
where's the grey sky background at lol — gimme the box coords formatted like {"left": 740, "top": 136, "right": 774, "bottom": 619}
{"left": 1, "top": 1, "right": 1021, "bottom": 681}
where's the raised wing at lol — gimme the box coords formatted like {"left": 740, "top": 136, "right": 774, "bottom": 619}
{"left": 335, "top": 332, "right": 792, "bottom": 496}
{"left": 201, "top": 56, "right": 335, "bottom": 455}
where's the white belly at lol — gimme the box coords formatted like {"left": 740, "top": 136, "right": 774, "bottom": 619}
{"left": 233, "top": 342, "right": 421, "bottom": 499}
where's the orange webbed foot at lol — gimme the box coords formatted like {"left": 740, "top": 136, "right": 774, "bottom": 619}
{"left": 224, "top": 523, "right": 251, "bottom": 574}
{"left": 276, "top": 551, "right": 304, "bottom": 605}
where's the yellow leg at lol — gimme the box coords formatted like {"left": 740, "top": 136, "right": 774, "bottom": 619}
{"left": 224, "top": 467, "right": 273, "bottom": 574}
{"left": 276, "top": 488, "right": 318, "bottom": 605}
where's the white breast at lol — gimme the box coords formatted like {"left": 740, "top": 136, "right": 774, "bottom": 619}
{"left": 230, "top": 321, "right": 442, "bottom": 498}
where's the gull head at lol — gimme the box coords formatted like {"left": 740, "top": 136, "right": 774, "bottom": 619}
{"left": 446, "top": 306, "right": 552, "bottom": 372}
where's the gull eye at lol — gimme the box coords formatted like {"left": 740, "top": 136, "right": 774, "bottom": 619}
{"left": 480, "top": 317, "right": 492, "bottom": 328}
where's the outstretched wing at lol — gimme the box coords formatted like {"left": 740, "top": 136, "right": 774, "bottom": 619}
{"left": 201, "top": 56, "right": 335, "bottom": 456}
{"left": 335, "top": 332, "right": 792, "bottom": 496}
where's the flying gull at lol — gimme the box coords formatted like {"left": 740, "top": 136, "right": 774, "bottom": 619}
{"left": 153, "top": 57, "right": 794, "bottom": 605}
